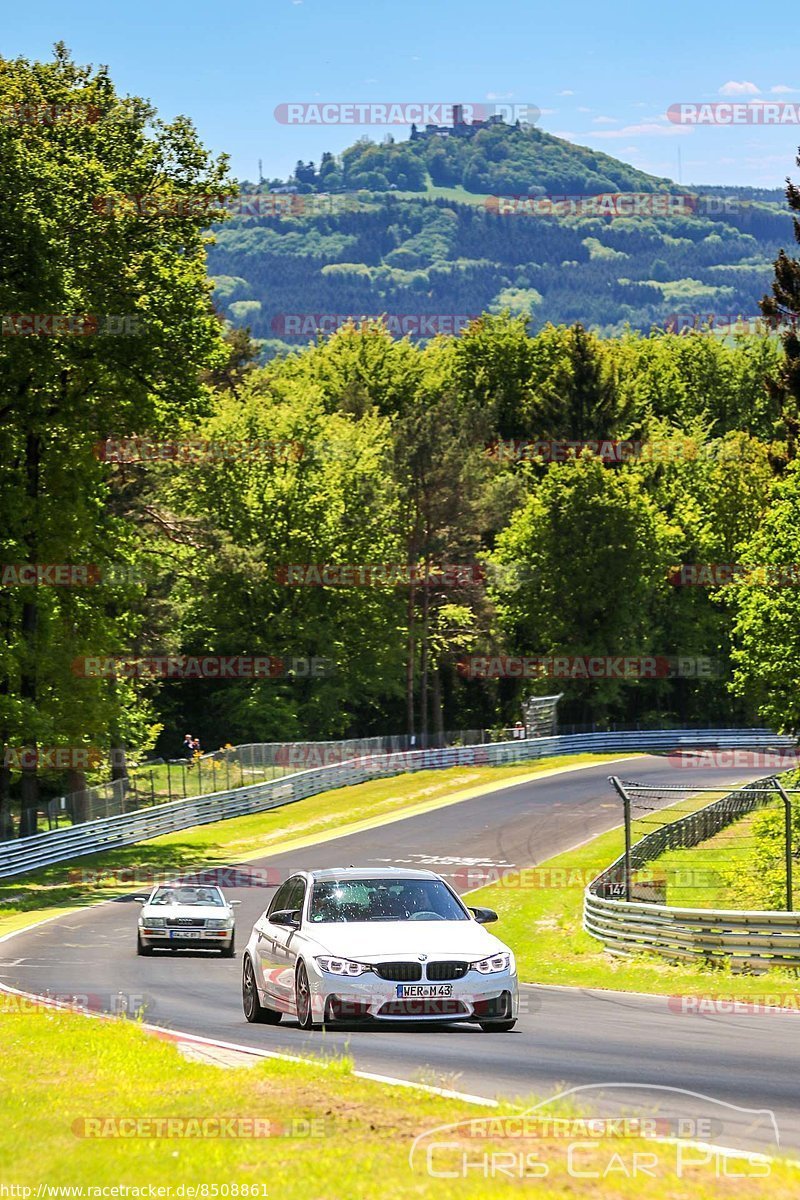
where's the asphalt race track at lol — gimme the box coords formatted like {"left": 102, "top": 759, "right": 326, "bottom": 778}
{"left": 3, "top": 756, "right": 798, "bottom": 1157}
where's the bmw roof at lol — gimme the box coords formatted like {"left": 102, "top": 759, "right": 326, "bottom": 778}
{"left": 303, "top": 867, "right": 445, "bottom": 882}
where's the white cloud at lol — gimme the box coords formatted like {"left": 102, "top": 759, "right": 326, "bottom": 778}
{"left": 577, "top": 106, "right": 592, "bottom": 113}
{"left": 538, "top": 107, "right": 557, "bottom": 116}
{"left": 592, "top": 116, "right": 618, "bottom": 124}
{"left": 718, "top": 80, "right": 760, "bottom": 96}
{"left": 486, "top": 91, "right": 513, "bottom": 100}
{"left": 557, "top": 89, "right": 575, "bottom": 96}
{"left": 771, "top": 84, "right": 796, "bottom": 94}
{"left": 592, "top": 122, "right": 692, "bottom": 139}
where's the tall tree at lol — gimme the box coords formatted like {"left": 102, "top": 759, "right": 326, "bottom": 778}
{"left": 0, "top": 46, "right": 230, "bottom": 833}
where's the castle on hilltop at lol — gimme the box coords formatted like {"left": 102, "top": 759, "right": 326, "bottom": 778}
{"left": 410, "top": 103, "right": 509, "bottom": 142}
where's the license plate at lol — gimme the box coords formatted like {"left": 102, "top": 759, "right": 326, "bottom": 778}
{"left": 169, "top": 930, "right": 204, "bottom": 939}
{"left": 396, "top": 984, "right": 453, "bottom": 998}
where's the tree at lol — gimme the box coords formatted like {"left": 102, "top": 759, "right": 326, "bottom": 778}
{"left": 727, "top": 458, "right": 800, "bottom": 730}
{"left": 761, "top": 147, "right": 800, "bottom": 457}
{"left": 490, "top": 454, "right": 674, "bottom": 722}
{"left": 0, "top": 46, "right": 230, "bottom": 833}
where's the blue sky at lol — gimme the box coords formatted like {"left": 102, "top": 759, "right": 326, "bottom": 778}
{"left": 3, "top": 0, "right": 799, "bottom": 188}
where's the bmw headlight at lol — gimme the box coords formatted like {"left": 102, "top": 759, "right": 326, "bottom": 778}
{"left": 315, "top": 956, "right": 372, "bottom": 977}
{"left": 141, "top": 917, "right": 165, "bottom": 928}
{"left": 207, "top": 919, "right": 232, "bottom": 929}
{"left": 471, "top": 952, "right": 512, "bottom": 974}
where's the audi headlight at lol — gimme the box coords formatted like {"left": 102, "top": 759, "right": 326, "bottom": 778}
{"left": 207, "top": 919, "right": 232, "bottom": 929}
{"left": 315, "top": 956, "right": 372, "bottom": 977}
{"left": 141, "top": 917, "right": 165, "bottom": 928}
{"left": 471, "top": 952, "right": 512, "bottom": 974}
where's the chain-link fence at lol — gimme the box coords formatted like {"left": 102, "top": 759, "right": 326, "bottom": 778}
{"left": 32, "top": 707, "right": 564, "bottom": 833}
{"left": 594, "top": 776, "right": 793, "bottom": 909}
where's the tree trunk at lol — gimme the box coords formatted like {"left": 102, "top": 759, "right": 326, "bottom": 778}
{"left": 18, "top": 431, "right": 41, "bottom": 837}
{"left": 0, "top": 760, "right": 12, "bottom": 840}
{"left": 431, "top": 665, "right": 445, "bottom": 748}
{"left": 406, "top": 579, "right": 416, "bottom": 740}
{"left": 419, "top": 559, "right": 430, "bottom": 747}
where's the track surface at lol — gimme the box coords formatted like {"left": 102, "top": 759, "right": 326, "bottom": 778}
{"left": 3, "top": 756, "right": 798, "bottom": 1156}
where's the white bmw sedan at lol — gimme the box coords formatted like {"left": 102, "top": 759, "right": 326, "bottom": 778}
{"left": 241, "top": 867, "right": 518, "bottom": 1031}
{"left": 135, "top": 883, "right": 239, "bottom": 956}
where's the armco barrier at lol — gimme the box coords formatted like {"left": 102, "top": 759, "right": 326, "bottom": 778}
{"left": 584, "top": 773, "right": 800, "bottom": 967}
{"left": 0, "top": 728, "right": 792, "bottom": 880}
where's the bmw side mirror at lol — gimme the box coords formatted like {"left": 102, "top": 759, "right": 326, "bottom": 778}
{"left": 469, "top": 906, "right": 498, "bottom": 924}
{"left": 230, "top": 900, "right": 242, "bottom": 906}
{"left": 133, "top": 896, "right": 149, "bottom": 904}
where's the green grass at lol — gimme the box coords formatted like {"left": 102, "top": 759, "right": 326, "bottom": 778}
{"left": 1, "top": 1006, "right": 793, "bottom": 1196}
{"left": 0, "top": 753, "right": 621, "bottom": 938}
{"left": 469, "top": 795, "right": 800, "bottom": 1002}
{"left": 654, "top": 810, "right": 763, "bottom": 909}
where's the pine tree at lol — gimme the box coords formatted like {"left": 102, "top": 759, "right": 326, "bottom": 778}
{"left": 761, "top": 148, "right": 800, "bottom": 456}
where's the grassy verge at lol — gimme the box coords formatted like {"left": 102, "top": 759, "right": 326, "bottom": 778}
{"left": 0, "top": 753, "right": 622, "bottom": 939}
{"left": 469, "top": 795, "right": 800, "bottom": 1002}
{"left": 0, "top": 1006, "right": 793, "bottom": 1196}
{"left": 653, "top": 810, "right": 761, "bottom": 909}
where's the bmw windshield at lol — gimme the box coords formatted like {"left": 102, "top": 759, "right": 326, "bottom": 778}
{"left": 309, "top": 878, "right": 469, "bottom": 923}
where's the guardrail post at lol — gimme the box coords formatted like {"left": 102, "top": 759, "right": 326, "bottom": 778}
{"left": 609, "top": 776, "right": 632, "bottom": 901}
{"left": 771, "top": 776, "right": 794, "bottom": 912}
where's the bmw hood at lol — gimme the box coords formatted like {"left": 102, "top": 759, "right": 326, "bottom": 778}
{"left": 310, "top": 921, "right": 510, "bottom": 961}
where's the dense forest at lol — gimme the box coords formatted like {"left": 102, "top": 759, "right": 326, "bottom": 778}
{"left": 208, "top": 125, "right": 792, "bottom": 345}
{"left": 3, "top": 50, "right": 800, "bottom": 837}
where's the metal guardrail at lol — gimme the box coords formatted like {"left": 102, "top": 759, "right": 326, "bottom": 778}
{"left": 584, "top": 772, "right": 800, "bottom": 967}
{"left": 0, "top": 727, "right": 792, "bottom": 880}
{"left": 41, "top": 715, "right": 560, "bottom": 829}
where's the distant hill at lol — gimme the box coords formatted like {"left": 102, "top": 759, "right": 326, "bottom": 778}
{"left": 280, "top": 121, "right": 678, "bottom": 196}
{"left": 207, "top": 125, "right": 793, "bottom": 354}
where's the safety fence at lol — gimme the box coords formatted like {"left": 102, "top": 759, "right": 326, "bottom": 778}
{"left": 0, "top": 726, "right": 791, "bottom": 879}
{"left": 36, "top": 715, "right": 561, "bottom": 831}
{"left": 585, "top": 773, "right": 800, "bottom": 966}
